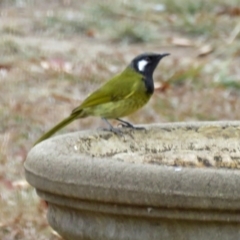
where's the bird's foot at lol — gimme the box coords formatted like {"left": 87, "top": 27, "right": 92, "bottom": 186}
{"left": 101, "top": 118, "right": 124, "bottom": 136}
{"left": 109, "top": 127, "right": 124, "bottom": 136}
{"left": 116, "top": 118, "right": 145, "bottom": 130}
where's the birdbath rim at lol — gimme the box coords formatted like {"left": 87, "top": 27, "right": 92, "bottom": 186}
{"left": 25, "top": 121, "right": 240, "bottom": 210}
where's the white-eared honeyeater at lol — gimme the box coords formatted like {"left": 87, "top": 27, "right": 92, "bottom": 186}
{"left": 34, "top": 52, "right": 169, "bottom": 145}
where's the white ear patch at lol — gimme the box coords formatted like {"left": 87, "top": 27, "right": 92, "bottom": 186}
{"left": 137, "top": 59, "right": 148, "bottom": 72}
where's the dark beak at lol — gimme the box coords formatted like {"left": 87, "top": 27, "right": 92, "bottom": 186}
{"left": 159, "top": 53, "right": 170, "bottom": 59}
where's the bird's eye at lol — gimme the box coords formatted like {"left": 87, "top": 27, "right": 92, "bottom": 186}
{"left": 145, "top": 57, "right": 151, "bottom": 62}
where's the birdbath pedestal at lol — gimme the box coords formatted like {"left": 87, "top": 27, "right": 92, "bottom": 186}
{"left": 24, "top": 121, "right": 240, "bottom": 240}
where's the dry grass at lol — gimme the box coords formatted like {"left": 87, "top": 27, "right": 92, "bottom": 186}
{"left": 0, "top": 0, "right": 240, "bottom": 239}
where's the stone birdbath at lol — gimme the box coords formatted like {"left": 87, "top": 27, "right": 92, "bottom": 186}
{"left": 24, "top": 121, "right": 240, "bottom": 240}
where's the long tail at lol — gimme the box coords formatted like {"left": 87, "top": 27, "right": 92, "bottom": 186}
{"left": 34, "top": 113, "right": 78, "bottom": 146}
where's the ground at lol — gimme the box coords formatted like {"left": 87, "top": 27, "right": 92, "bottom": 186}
{"left": 0, "top": 0, "right": 240, "bottom": 239}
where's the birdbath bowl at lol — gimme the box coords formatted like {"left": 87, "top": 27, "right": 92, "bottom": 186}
{"left": 25, "top": 121, "right": 240, "bottom": 240}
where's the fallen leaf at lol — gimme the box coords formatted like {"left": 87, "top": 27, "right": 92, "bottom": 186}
{"left": 0, "top": 64, "right": 12, "bottom": 70}
{"left": 198, "top": 45, "right": 214, "bottom": 57}
{"left": 170, "top": 37, "right": 194, "bottom": 47}
{"left": 51, "top": 229, "right": 62, "bottom": 238}
{"left": 216, "top": 6, "right": 240, "bottom": 16}
{"left": 40, "top": 58, "right": 73, "bottom": 73}
{"left": 86, "top": 29, "right": 96, "bottom": 38}
{"left": 51, "top": 93, "right": 74, "bottom": 103}
{"left": 0, "top": 64, "right": 11, "bottom": 78}
{"left": 12, "top": 179, "right": 30, "bottom": 189}
{"left": 154, "top": 82, "right": 171, "bottom": 92}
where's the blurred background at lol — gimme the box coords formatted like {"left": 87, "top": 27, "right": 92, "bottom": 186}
{"left": 0, "top": 0, "right": 239, "bottom": 239}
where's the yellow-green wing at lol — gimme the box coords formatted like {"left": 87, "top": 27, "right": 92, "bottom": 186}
{"left": 72, "top": 68, "right": 143, "bottom": 114}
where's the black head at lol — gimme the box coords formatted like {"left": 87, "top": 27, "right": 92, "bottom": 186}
{"left": 130, "top": 52, "right": 170, "bottom": 77}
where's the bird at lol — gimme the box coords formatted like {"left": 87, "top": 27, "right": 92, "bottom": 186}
{"left": 34, "top": 52, "right": 170, "bottom": 146}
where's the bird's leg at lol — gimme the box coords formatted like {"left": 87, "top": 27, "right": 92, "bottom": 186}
{"left": 101, "top": 118, "right": 123, "bottom": 135}
{"left": 116, "top": 118, "right": 145, "bottom": 130}
{"left": 116, "top": 118, "right": 134, "bottom": 128}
